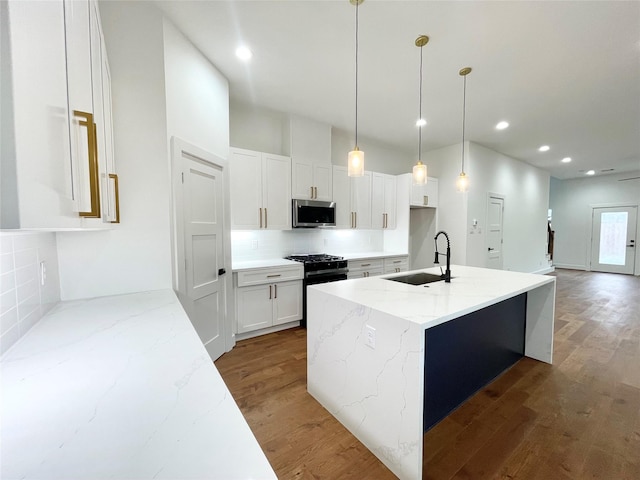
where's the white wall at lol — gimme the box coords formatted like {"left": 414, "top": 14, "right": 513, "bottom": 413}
{"left": 550, "top": 172, "right": 640, "bottom": 274}
{"left": 0, "top": 232, "right": 60, "bottom": 355}
{"left": 422, "top": 142, "right": 550, "bottom": 273}
{"left": 466, "top": 143, "right": 550, "bottom": 273}
{"left": 230, "top": 101, "right": 289, "bottom": 155}
{"left": 331, "top": 128, "right": 413, "bottom": 175}
{"left": 57, "top": 2, "right": 172, "bottom": 300}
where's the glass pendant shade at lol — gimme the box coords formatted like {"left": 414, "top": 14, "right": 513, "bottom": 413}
{"left": 348, "top": 147, "right": 365, "bottom": 177}
{"left": 412, "top": 160, "right": 427, "bottom": 185}
{"left": 456, "top": 171, "right": 469, "bottom": 192}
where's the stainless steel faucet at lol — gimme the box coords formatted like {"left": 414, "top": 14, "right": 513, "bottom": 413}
{"left": 434, "top": 231, "right": 451, "bottom": 283}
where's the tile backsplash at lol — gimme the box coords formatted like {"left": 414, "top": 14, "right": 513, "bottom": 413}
{"left": 231, "top": 229, "right": 384, "bottom": 262}
{"left": 0, "top": 232, "right": 61, "bottom": 355}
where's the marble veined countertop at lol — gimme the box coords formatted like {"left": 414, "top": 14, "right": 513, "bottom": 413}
{"left": 309, "top": 264, "right": 555, "bottom": 329}
{"left": 0, "top": 289, "right": 276, "bottom": 480}
{"left": 232, "top": 258, "right": 301, "bottom": 271}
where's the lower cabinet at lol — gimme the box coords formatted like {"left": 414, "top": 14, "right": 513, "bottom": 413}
{"left": 235, "top": 265, "right": 303, "bottom": 334}
{"left": 347, "top": 258, "right": 384, "bottom": 279}
{"left": 384, "top": 256, "right": 409, "bottom": 274}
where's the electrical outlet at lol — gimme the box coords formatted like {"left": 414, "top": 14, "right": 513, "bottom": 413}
{"left": 365, "top": 325, "right": 376, "bottom": 349}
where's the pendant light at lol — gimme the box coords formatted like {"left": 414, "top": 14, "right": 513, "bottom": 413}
{"left": 347, "top": 0, "right": 364, "bottom": 177}
{"left": 412, "top": 35, "right": 429, "bottom": 185}
{"left": 457, "top": 67, "right": 471, "bottom": 192}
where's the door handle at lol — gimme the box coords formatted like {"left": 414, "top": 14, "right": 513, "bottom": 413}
{"left": 627, "top": 244, "right": 635, "bottom": 248}
{"left": 218, "top": 268, "right": 226, "bottom": 275}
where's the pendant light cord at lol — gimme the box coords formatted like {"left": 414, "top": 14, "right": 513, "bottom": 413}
{"left": 354, "top": 1, "right": 359, "bottom": 148}
{"left": 461, "top": 74, "right": 467, "bottom": 173}
{"left": 418, "top": 44, "right": 423, "bottom": 162}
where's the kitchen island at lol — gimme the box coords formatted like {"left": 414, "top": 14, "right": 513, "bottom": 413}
{"left": 307, "top": 265, "right": 555, "bottom": 480}
{"left": 0, "top": 290, "right": 276, "bottom": 480}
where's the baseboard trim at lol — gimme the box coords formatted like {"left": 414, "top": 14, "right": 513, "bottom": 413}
{"left": 533, "top": 266, "right": 555, "bottom": 275}
{"left": 235, "top": 320, "right": 301, "bottom": 342}
{"left": 553, "top": 264, "right": 587, "bottom": 271}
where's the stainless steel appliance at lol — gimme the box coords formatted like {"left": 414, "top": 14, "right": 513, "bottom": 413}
{"left": 292, "top": 199, "right": 336, "bottom": 228}
{"left": 284, "top": 254, "right": 348, "bottom": 327}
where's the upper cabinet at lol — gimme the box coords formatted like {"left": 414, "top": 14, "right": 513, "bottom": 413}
{"left": 291, "top": 158, "right": 332, "bottom": 201}
{"left": 2, "top": 0, "right": 117, "bottom": 229}
{"left": 410, "top": 176, "right": 439, "bottom": 208}
{"left": 372, "top": 172, "right": 397, "bottom": 229}
{"left": 332, "top": 166, "right": 372, "bottom": 229}
{"left": 230, "top": 148, "right": 292, "bottom": 230}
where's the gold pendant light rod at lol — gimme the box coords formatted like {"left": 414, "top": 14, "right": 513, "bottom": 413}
{"left": 457, "top": 67, "right": 472, "bottom": 192}
{"left": 412, "top": 35, "right": 429, "bottom": 185}
{"left": 348, "top": 0, "right": 365, "bottom": 177}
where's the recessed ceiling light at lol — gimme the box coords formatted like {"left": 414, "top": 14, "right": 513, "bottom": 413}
{"left": 495, "top": 121, "right": 509, "bottom": 130}
{"left": 585, "top": 170, "right": 595, "bottom": 175}
{"left": 235, "top": 46, "right": 253, "bottom": 61}
{"left": 416, "top": 118, "right": 427, "bottom": 127}
{"left": 561, "top": 157, "right": 572, "bottom": 163}
{"left": 538, "top": 145, "right": 550, "bottom": 152}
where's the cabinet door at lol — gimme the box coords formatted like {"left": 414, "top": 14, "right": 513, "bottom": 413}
{"left": 425, "top": 177, "right": 439, "bottom": 208}
{"left": 230, "top": 148, "right": 262, "bottom": 229}
{"left": 291, "top": 158, "right": 313, "bottom": 199}
{"left": 313, "top": 163, "right": 333, "bottom": 201}
{"left": 371, "top": 173, "right": 385, "bottom": 229}
{"left": 272, "top": 281, "right": 303, "bottom": 326}
{"left": 6, "top": 0, "right": 79, "bottom": 229}
{"left": 351, "top": 171, "right": 372, "bottom": 229}
{"left": 383, "top": 175, "right": 397, "bottom": 229}
{"left": 262, "top": 153, "right": 291, "bottom": 229}
{"left": 332, "top": 166, "right": 351, "bottom": 228}
{"left": 236, "top": 284, "right": 273, "bottom": 333}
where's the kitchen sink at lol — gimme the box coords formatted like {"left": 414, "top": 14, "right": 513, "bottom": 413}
{"left": 384, "top": 272, "right": 445, "bottom": 286}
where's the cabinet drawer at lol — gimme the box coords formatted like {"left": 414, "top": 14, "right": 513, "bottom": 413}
{"left": 347, "top": 268, "right": 384, "bottom": 279}
{"left": 347, "top": 258, "right": 384, "bottom": 272}
{"left": 384, "top": 256, "right": 409, "bottom": 269}
{"left": 237, "top": 265, "right": 303, "bottom": 287}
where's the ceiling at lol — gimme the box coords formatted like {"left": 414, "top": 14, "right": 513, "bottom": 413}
{"left": 155, "top": 0, "right": 640, "bottom": 180}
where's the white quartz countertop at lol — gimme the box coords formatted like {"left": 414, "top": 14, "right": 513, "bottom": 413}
{"left": 0, "top": 289, "right": 276, "bottom": 480}
{"left": 309, "top": 265, "right": 555, "bottom": 329}
{"left": 232, "top": 258, "right": 301, "bottom": 271}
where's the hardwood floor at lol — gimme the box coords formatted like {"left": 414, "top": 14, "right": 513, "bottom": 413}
{"left": 215, "top": 269, "right": 640, "bottom": 479}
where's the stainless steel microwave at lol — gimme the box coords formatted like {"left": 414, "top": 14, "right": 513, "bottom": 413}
{"left": 292, "top": 199, "right": 336, "bottom": 228}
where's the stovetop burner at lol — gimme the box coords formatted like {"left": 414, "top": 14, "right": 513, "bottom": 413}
{"left": 285, "top": 254, "right": 344, "bottom": 263}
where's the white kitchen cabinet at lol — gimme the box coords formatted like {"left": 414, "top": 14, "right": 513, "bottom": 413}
{"left": 1, "top": 0, "right": 116, "bottom": 230}
{"left": 410, "top": 176, "right": 438, "bottom": 208}
{"left": 332, "top": 166, "right": 372, "bottom": 229}
{"left": 383, "top": 255, "right": 409, "bottom": 274}
{"left": 372, "top": 173, "right": 397, "bottom": 229}
{"left": 2, "top": 0, "right": 78, "bottom": 229}
{"left": 235, "top": 265, "right": 303, "bottom": 334}
{"left": 291, "top": 159, "right": 332, "bottom": 201}
{"left": 230, "top": 148, "right": 292, "bottom": 230}
{"left": 347, "top": 258, "right": 384, "bottom": 279}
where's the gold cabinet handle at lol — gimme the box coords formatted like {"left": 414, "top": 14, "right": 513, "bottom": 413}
{"left": 269, "top": 284, "right": 272, "bottom": 299}
{"left": 74, "top": 111, "right": 101, "bottom": 218}
{"left": 354, "top": 212, "right": 357, "bottom": 229}
{"left": 424, "top": 195, "right": 428, "bottom": 206}
{"left": 310, "top": 186, "right": 314, "bottom": 198}
{"left": 264, "top": 208, "right": 268, "bottom": 228}
{"left": 259, "top": 208, "right": 263, "bottom": 228}
{"left": 314, "top": 186, "right": 318, "bottom": 198}
{"left": 108, "top": 174, "right": 120, "bottom": 223}
{"left": 267, "top": 274, "right": 281, "bottom": 278}
{"left": 274, "top": 284, "right": 277, "bottom": 299}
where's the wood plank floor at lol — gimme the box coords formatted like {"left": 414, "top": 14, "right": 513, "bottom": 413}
{"left": 215, "top": 269, "right": 640, "bottom": 479}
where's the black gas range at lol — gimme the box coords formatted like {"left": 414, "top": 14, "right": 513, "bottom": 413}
{"left": 284, "top": 254, "right": 348, "bottom": 327}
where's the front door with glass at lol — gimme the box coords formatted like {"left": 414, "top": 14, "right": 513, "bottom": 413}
{"left": 590, "top": 206, "right": 637, "bottom": 274}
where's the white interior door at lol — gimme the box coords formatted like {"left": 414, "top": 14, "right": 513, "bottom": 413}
{"left": 590, "top": 206, "right": 637, "bottom": 274}
{"left": 487, "top": 194, "right": 504, "bottom": 270}
{"left": 175, "top": 141, "right": 227, "bottom": 361}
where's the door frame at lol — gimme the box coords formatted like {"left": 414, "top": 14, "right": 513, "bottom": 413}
{"left": 170, "top": 136, "right": 235, "bottom": 354}
{"left": 587, "top": 202, "right": 639, "bottom": 275}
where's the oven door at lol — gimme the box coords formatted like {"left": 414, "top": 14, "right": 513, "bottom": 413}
{"left": 302, "top": 272, "right": 348, "bottom": 328}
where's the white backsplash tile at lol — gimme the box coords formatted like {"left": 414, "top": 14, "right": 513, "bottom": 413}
{"left": 231, "top": 229, "right": 385, "bottom": 262}
{"left": 0, "top": 232, "right": 61, "bottom": 356}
